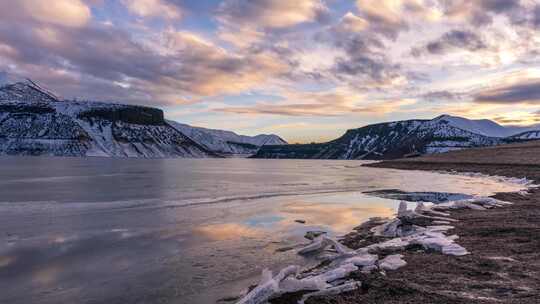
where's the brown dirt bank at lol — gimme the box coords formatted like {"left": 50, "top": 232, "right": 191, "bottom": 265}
{"left": 273, "top": 141, "right": 540, "bottom": 304}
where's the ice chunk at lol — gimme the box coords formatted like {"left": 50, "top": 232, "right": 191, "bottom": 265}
{"left": 367, "top": 237, "right": 410, "bottom": 252}
{"left": 361, "top": 265, "right": 378, "bottom": 274}
{"left": 416, "top": 204, "right": 452, "bottom": 217}
{"left": 326, "top": 237, "right": 355, "bottom": 255}
{"left": 410, "top": 232, "right": 469, "bottom": 256}
{"left": 425, "top": 225, "right": 455, "bottom": 233}
{"left": 371, "top": 218, "right": 402, "bottom": 237}
{"left": 471, "top": 197, "right": 512, "bottom": 207}
{"left": 298, "top": 236, "right": 328, "bottom": 255}
{"left": 441, "top": 243, "right": 469, "bottom": 256}
{"left": 398, "top": 201, "right": 408, "bottom": 216}
{"left": 304, "top": 230, "right": 327, "bottom": 240}
{"left": 298, "top": 281, "right": 361, "bottom": 304}
{"left": 298, "top": 236, "right": 354, "bottom": 255}
{"left": 432, "top": 220, "right": 451, "bottom": 225}
{"left": 457, "top": 196, "right": 514, "bottom": 209}
{"left": 379, "top": 254, "right": 407, "bottom": 270}
{"left": 344, "top": 254, "right": 378, "bottom": 267}
{"left": 236, "top": 266, "right": 299, "bottom": 304}
{"left": 274, "top": 265, "right": 300, "bottom": 281}
{"left": 279, "top": 276, "right": 329, "bottom": 294}
{"left": 435, "top": 199, "right": 486, "bottom": 211}
{"left": 236, "top": 272, "right": 278, "bottom": 304}
{"left": 315, "top": 263, "right": 358, "bottom": 283}
{"left": 259, "top": 268, "right": 273, "bottom": 285}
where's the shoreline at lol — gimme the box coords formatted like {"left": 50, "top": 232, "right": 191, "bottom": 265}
{"left": 308, "top": 156, "right": 540, "bottom": 303}
{"left": 334, "top": 161, "right": 540, "bottom": 304}
{"left": 239, "top": 147, "right": 540, "bottom": 304}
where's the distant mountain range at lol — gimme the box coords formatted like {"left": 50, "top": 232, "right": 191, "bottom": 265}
{"left": 0, "top": 81, "right": 286, "bottom": 158}
{"left": 2, "top": 80, "right": 539, "bottom": 160}
{"left": 252, "top": 115, "right": 540, "bottom": 160}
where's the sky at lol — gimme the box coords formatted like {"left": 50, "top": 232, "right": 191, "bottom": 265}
{"left": 0, "top": 0, "right": 539, "bottom": 143}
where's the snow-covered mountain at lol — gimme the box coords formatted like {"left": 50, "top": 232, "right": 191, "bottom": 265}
{"left": 2, "top": 82, "right": 537, "bottom": 161}
{"left": 508, "top": 130, "right": 540, "bottom": 140}
{"left": 0, "top": 81, "right": 214, "bottom": 158}
{"left": 168, "top": 121, "right": 287, "bottom": 156}
{"left": 433, "top": 114, "right": 537, "bottom": 137}
{"left": 252, "top": 115, "right": 540, "bottom": 160}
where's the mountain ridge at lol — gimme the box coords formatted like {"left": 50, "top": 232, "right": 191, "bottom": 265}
{"left": 2, "top": 80, "right": 540, "bottom": 160}
{"left": 252, "top": 115, "right": 540, "bottom": 160}
{"left": 168, "top": 121, "right": 287, "bottom": 156}
{"left": 432, "top": 114, "right": 535, "bottom": 137}
{"left": 0, "top": 81, "right": 287, "bottom": 158}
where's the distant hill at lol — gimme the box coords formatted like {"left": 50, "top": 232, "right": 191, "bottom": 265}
{"left": 252, "top": 115, "right": 540, "bottom": 160}
{"left": 432, "top": 114, "right": 536, "bottom": 137}
{"left": 168, "top": 121, "right": 287, "bottom": 156}
{"left": 0, "top": 80, "right": 287, "bottom": 158}
{"left": 0, "top": 81, "right": 215, "bottom": 158}
{"left": 506, "top": 129, "right": 540, "bottom": 140}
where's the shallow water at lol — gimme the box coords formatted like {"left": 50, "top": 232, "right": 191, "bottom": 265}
{"left": 0, "top": 157, "right": 525, "bottom": 304}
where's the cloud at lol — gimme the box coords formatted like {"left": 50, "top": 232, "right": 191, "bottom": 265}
{"left": 338, "top": 12, "right": 369, "bottom": 32}
{"left": 121, "top": 0, "right": 182, "bottom": 20}
{"left": 492, "top": 116, "right": 540, "bottom": 124}
{"left": 333, "top": 55, "right": 400, "bottom": 83}
{"left": 159, "top": 30, "right": 290, "bottom": 96}
{"left": 534, "top": 5, "right": 540, "bottom": 29}
{"left": 318, "top": 12, "right": 405, "bottom": 89}
{"left": 0, "top": 1, "right": 292, "bottom": 105}
{"left": 441, "top": 0, "right": 533, "bottom": 27}
{"left": 0, "top": 0, "right": 538, "bottom": 134}
{"left": 474, "top": 79, "right": 540, "bottom": 104}
{"left": 215, "top": 89, "right": 416, "bottom": 117}
{"left": 421, "top": 90, "right": 465, "bottom": 102}
{"left": 412, "top": 30, "right": 487, "bottom": 56}
{"left": 353, "top": 0, "right": 443, "bottom": 39}
{"left": 0, "top": 0, "right": 91, "bottom": 28}
{"left": 217, "top": 0, "right": 328, "bottom": 29}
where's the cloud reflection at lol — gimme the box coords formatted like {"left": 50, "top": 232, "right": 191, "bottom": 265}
{"left": 278, "top": 201, "right": 395, "bottom": 233}
{"left": 193, "top": 223, "right": 262, "bottom": 241}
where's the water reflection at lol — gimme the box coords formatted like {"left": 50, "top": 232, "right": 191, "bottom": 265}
{"left": 194, "top": 223, "right": 263, "bottom": 241}
{"left": 0, "top": 157, "right": 528, "bottom": 304}
{"left": 278, "top": 199, "right": 396, "bottom": 233}
{"left": 192, "top": 193, "right": 398, "bottom": 242}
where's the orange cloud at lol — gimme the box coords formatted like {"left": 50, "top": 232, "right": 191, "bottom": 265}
{"left": 215, "top": 88, "right": 417, "bottom": 117}
{"left": 0, "top": 0, "right": 91, "bottom": 27}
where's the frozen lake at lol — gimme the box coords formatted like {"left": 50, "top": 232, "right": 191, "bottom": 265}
{"left": 0, "top": 157, "right": 526, "bottom": 304}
